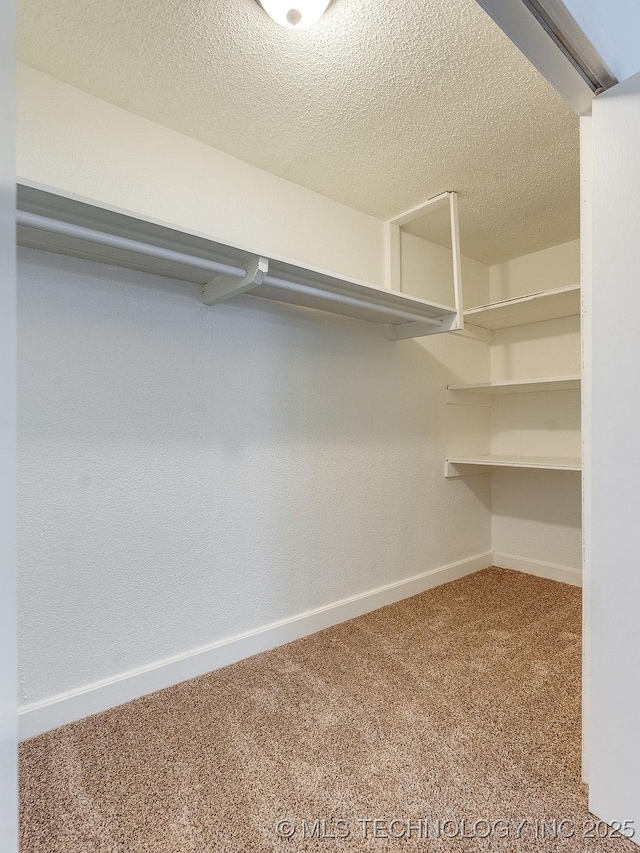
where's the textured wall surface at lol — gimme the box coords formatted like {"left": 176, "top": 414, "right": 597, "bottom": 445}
{"left": 17, "top": 247, "right": 492, "bottom": 705}
{"left": 17, "top": 0, "right": 579, "bottom": 264}
{"left": 0, "top": 0, "right": 17, "bottom": 843}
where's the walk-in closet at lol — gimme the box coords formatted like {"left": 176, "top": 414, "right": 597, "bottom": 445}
{"left": 4, "top": 0, "right": 640, "bottom": 850}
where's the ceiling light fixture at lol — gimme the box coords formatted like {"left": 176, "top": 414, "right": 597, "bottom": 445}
{"left": 256, "top": 0, "right": 334, "bottom": 29}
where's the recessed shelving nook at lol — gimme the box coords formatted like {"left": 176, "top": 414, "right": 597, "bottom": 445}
{"left": 446, "top": 275, "right": 582, "bottom": 479}
{"left": 381, "top": 190, "right": 583, "bottom": 487}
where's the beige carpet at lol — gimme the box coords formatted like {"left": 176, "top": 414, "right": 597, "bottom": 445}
{"left": 20, "top": 568, "right": 637, "bottom": 852}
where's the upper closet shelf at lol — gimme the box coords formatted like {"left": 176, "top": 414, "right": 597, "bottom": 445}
{"left": 16, "top": 182, "right": 461, "bottom": 340}
{"left": 464, "top": 284, "right": 580, "bottom": 330}
{"left": 448, "top": 375, "right": 581, "bottom": 394}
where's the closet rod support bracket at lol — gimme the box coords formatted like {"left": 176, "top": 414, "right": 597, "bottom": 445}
{"left": 201, "top": 255, "right": 269, "bottom": 306}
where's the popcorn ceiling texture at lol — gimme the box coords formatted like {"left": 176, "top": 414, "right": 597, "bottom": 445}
{"left": 17, "top": 0, "right": 579, "bottom": 264}
{"left": 20, "top": 568, "right": 633, "bottom": 853}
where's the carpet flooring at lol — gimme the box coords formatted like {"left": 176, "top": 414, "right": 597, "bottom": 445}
{"left": 19, "top": 568, "right": 637, "bottom": 852}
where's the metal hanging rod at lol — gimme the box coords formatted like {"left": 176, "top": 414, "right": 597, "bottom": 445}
{"left": 17, "top": 210, "right": 244, "bottom": 280}
{"left": 17, "top": 208, "right": 449, "bottom": 331}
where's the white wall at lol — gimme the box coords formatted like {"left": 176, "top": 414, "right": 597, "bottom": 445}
{"left": 16, "top": 67, "right": 493, "bottom": 733}
{"left": 580, "top": 112, "right": 592, "bottom": 782}
{"left": 489, "top": 241, "right": 583, "bottom": 579}
{"left": 400, "top": 231, "right": 490, "bottom": 309}
{"left": 561, "top": 0, "right": 640, "bottom": 83}
{"left": 489, "top": 239, "right": 580, "bottom": 301}
{"left": 0, "top": 0, "right": 17, "bottom": 843}
{"left": 587, "top": 69, "right": 640, "bottom": 836}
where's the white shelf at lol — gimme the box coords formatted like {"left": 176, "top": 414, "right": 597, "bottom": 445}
{"left": 447, "top": 375, "right": 581, "bottom": 395}
{"left": 445, "top": 454, "right": 582, "bottom": 477}
{"left": 464, "top": 284, "right": 580, "bottom": 330}
{"left": 17, "top": 182, "right": 459, "bottom": 339}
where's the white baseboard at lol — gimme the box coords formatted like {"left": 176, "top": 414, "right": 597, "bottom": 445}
{"left": 493, "top": 552, "right": 582, "bottom": 587}
{"left": 18, "top": 551, "right": 492, "bottom": 741}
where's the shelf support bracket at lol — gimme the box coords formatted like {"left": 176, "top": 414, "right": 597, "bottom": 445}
{"left": 445, "top": 460, "right": 494, "bottom": 478}
{"left": 201, "top": 255, "right": 269, "bottom": 306}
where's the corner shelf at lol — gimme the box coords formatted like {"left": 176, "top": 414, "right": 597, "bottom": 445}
{"left": 17, "top": 182, "right": 460, "bottom": 340}
{"left": 445, "top": 455, "right": 582, "bottom": 478}
{"left": 464, "top": 284, "right": 580, "bottom": 330}
{"left": 447, "top": 375, "right": 581, "bottom": 395}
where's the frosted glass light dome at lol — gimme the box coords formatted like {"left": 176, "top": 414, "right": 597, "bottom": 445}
{"left": 257, "top": 0, "right": 333, "bottom": 29}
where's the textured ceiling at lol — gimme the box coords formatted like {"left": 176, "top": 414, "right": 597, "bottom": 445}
{"left": 17, "top": 0, "right": 580, "bottom": 264}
